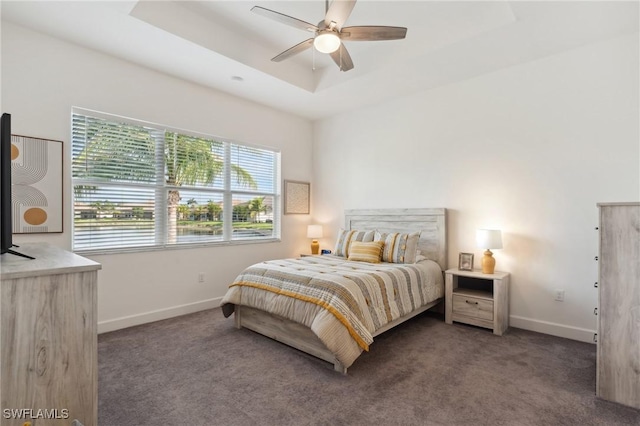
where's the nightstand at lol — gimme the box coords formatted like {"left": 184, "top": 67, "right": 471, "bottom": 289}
{"left": 445, "top": 269, "right": 510, "bottom": 336}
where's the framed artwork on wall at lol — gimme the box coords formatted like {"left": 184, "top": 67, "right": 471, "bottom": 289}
{"left": 11, "top": 134, "right": 63, "bottom": 233}
{"left": 283, "top": 180, "right": 310, "bottom": 215}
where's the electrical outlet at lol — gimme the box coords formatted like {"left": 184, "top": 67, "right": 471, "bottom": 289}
{"left": 554, "top": 289, "right": 565, "bottom": 302}
{"left": 198, "top": 273, "right": 205, "bottom": 283}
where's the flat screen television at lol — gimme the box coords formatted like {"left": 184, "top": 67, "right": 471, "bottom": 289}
{"left": 1, "top": 113, "right": 34, "bottom": 259}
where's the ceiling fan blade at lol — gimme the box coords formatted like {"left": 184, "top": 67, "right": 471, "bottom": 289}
{"left": 251, "top": 6, "right": 318, "bottom": 32}
{"left": 324, "top": 0, "right": 357, "bottom": 30}
{"left": 340, "top": 26, "right": 407, "bottom": 41}
{"left": 329, "top": 43, "right": 354, "bottom": 72}
{"left": 271, "top": 38, "right": 314, "bottom": 62}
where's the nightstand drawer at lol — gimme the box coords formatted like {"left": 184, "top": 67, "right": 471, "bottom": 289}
{"left": 452, "top": 294, "right": 493, "bottom": 321}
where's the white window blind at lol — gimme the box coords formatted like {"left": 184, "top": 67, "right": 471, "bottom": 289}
{"left": 72, "top": 109, "right": 280, "bottom": 253}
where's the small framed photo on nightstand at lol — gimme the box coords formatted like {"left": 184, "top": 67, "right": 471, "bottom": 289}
{"left": 458, "top": 252, "right": 474, "bottom": 271}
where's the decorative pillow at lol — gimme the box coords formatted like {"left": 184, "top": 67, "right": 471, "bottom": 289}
{"left": 374, "top": 231, "right": 421, "bottom": 264}
{"left": 348, "top": 241, "right": 385, "bottom": 263}
{"left": 334, "top": 229, "right": 375, "bottom": 257}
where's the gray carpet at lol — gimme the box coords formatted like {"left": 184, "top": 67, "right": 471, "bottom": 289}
{"left": 98, "top": 308, "right": 640, "bottom": 426}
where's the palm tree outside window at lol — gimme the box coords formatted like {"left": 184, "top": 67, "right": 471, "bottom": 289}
{"left": 71, "top": 109, "right": 280, "bottom": 253}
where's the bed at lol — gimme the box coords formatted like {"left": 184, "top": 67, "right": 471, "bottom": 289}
{"left": 221, "top": 208, "right": 447, "bottom": 373}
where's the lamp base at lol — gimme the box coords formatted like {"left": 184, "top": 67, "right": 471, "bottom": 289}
{"left": 310, "top": 240, "right": 319, "bottom": 255}
{"left": 481, "top": 249, "right": 496, "bottom": 274}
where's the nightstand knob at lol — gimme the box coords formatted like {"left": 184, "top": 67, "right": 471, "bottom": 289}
{"left": 594, "top": 282, "right": 598, "bottom": 288}
{"left": 593, "top": 333, "right": 598, "bottom": 343}
{"left": 595, "top": 227, "right": 599, "bottom": 230}
{"left": 465, "top": 300, "right": 479, "bottom": 305}
{"left": 594, "top": 307, "right": 598, "bottom": 316}
{"left": 594, "top": 256, "right": 599, "bottom": 261}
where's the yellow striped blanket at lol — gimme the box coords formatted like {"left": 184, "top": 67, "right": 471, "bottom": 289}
{"left": 221, "top": 255, "right": 443, "bottom": 367}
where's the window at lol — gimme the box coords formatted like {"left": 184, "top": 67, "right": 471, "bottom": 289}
{"left": 72, "top": 109, "right": 280, "bottom": 253}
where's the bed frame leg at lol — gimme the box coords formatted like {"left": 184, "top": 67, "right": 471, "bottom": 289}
{"left": 334, "top": 361, "right": 347, "bottom": 375}
{"left": 234, "top": 307, "right": 242, "bottom": 329}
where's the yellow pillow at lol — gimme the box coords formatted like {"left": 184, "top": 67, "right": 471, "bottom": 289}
{"left": 347, "top": 241, "right": 385, "bottom": 263}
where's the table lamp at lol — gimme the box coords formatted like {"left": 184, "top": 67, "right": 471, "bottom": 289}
{"left": 307, "top": 225, "right": 323, "bottom": 255}
{"left": 476, "top": 229, "right": 503, "bottom": 274}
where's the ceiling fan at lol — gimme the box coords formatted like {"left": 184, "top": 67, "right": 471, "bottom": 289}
{"left": 251, "top": 0, "right": 407, "bottom": 72}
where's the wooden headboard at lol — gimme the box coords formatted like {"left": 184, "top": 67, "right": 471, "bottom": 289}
{"left": 344, "top": 208, "right": 447, "bottom": 270}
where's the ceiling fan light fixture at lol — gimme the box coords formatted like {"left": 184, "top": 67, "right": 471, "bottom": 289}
{"left": 313, "top": 31, "right": 341, "bottom": 53}
{"left": 253, "top": 1, "right": 406, "bottom": 71}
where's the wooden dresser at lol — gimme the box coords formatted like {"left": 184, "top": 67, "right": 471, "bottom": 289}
{"left": 596, "top": 202, "right": 640, "bottom": 409}
{"left": 1, "top": 243, "right": 101, "bottom": 426}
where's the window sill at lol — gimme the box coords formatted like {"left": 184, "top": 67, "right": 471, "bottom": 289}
{"left": 74, "top": 237, "right": 281, "bottom": 256}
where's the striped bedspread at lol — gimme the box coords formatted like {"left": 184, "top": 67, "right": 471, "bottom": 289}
{"left": 221, "top": 255, "right": 443, "bottom": 367}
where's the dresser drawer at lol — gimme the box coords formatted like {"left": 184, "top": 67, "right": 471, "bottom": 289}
{"left": 452, "top": 293, "right": 493, "bottom": 321}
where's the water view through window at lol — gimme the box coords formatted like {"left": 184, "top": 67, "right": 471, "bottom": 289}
{"left": 72, "top": 110, "right": 280, "bottom": 252}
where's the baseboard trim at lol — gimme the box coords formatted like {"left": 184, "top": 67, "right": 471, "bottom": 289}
{"left": 509, "top": 315, "right": 596, "bottom": 344}
{"left": 98, "top": 297, "right": 223, "bottom": 334}
{"left": 98, "top": 302, "right": 597, "bottom": 343}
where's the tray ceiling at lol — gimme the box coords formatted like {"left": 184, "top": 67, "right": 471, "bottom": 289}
{"left": 1, "top": 1, "right": 638, "bottom": 119}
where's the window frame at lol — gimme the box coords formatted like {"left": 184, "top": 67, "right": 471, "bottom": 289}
{"left": 71, "top": 108, "right": 281, "bottom": 255}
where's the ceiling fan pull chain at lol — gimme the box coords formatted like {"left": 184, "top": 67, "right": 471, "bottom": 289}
{"left": 312, "top": 45, "right": 316, "bottom": 71}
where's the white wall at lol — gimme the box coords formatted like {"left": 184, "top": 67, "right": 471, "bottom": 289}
{"left": 1, "top": 22, "right": 314, "bottom": 332}
{"left": 3, "top": 20, "right": 638, "bottom": 342}
{"left": 312, "top": 33, "right": 639, "bottom": 342}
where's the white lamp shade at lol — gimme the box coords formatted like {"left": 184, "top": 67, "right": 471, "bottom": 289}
{"left": 307, "top": 225, "right": 323, "bottom": 239}
{"left": 476, "top": 229, "right": 503, "bottom": 249}
{"left": 313, "top": 32, "right": 341, "bottom": 53}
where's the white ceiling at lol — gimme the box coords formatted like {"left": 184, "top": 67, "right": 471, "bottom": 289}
{"left": 1, "top": 1, "right": 638, "bottom": 120}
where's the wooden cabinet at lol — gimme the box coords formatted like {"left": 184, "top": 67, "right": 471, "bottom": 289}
{"left": 1, "top": 243, "right": 101, "bottom": 426}
{"left": 445, "top": 269, "right": 510, "bottom": 336}
{"left": 596, "top": 202, "right": 640, "bottom": 409}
